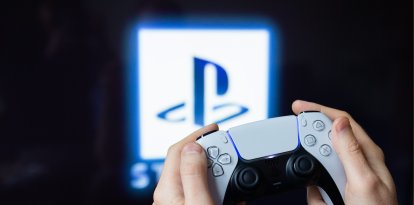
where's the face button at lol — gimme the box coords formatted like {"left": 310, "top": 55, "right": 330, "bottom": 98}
{"left": 293, "top": 155, "right": 315, "bottom": 176}
{"left": 304, "top": 134, "right": 317, "bottom": 146}
{"left": 313, "top": 120, "right": 325, "bottom": 131}
{"left": 218, "top": 154, "right": 231, "bottom": 165}
{"left": 207, "top": 146, "right": 219, "bottom": 159}
{"left": 319, "top": 144, "right": 332, "bottom": 156}
{"left": 212, "top": 164, "right": 224, "bottom": 177}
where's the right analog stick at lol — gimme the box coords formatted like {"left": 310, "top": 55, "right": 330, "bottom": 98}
{"left": 293, "top": 155, "right": 315, "bottom": 176}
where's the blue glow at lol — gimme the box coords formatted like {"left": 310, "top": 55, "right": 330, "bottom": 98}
{"left": 295, "top": 116, "right": 301, "bottom": 149}
{"left": 157, "top": 102, "right": 186, "bottom": 122}
{"left": 124, "top": 17, "right": 280, "bottom": 192}
{"left": 212, "top": 103, "right": 248, "bottom": 124}
{"left": 226, "top": 130, "right": 242, "bottom": 158}
{"left": 130, "top": 163, "right": 150, "bottom": 189}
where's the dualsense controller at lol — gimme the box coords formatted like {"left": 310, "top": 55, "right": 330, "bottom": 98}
{"left": 196, "top": 112, "right": 346, "bottom": 205}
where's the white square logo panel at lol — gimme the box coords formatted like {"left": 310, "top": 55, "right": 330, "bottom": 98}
{"left": 137, "top": 28, "right": 274, "bottom": 160}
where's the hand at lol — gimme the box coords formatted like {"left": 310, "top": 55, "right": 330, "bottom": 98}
{"left": 291, "top": 100, "right": 398, "bottom": 205}
{"left": 153, "top": 124, "right": 218, "bottom": 205}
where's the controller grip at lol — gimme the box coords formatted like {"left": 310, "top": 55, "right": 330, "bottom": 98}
{"left": 315, "top": 176, "right": 344, "bottom": 205}
{"left": 318, "top": 186, "right": 334, "bottom": 205}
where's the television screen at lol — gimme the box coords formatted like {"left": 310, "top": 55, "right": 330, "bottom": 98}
{"left": 126, "top": 19, "right": 280, "bottom": 192}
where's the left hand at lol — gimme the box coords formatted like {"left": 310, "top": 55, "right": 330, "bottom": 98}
{"left": 153, "top": 124, "right": 218, "bottom": 205}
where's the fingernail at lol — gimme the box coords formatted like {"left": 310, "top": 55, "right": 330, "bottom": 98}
{"left": 182, "top": 142, "right": 202, "bottom": 155}
{"left": 335, "top": 117, "right": 350, "bottom": 133}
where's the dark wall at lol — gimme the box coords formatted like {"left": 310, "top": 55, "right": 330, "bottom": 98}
{"left": 0, "top": 0, "right": 412, "bottom": 204}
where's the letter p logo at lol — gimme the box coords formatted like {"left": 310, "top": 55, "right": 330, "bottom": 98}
{"left": 157, "top": 57, "right": 248, "bottom": 126}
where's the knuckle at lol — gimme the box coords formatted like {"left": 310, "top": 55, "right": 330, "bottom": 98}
{"left": 350, "top": 174, "right": 382, "bottom": 195}
{"left": 167, "top": 144, "right": 179, "bottom": 155}
{"left": 347, "top": 139, "right": 362, "bottom": 155}
{"left": 374, "top": 146, "right": 385, "bottom": 161}
{"left": 361, "top": 174, "right": 381, "bottom": 192}
{"left": 339, "top": 111, "right": 352, "bottom": 119}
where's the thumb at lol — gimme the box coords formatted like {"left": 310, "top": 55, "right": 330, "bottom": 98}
{"left": 331, "top": 117, "right": 374, "bottom": 184}
{"left": 180, "top": 142, "right": 214, "bottom": 205}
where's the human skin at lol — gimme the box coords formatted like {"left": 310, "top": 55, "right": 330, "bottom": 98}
{"left": 292, "top": 100, "right": 398, "bottom": 205}
{"left": 153, "top": 100, "right": 398, "bottom": 205}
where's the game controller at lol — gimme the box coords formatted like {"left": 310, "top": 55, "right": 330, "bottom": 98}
{"left": 196, "top": 112, "right": 346, "bottom": 205}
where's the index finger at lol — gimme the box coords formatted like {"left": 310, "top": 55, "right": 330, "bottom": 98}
{"left": 291, "top": 100, "right": 374, "bottom": 145}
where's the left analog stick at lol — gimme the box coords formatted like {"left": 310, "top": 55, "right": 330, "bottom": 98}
{"left": 236, "top": 167, "right": 260, "bottom": 191}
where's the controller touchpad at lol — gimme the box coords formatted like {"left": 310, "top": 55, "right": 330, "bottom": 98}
{"left": 228, "top": 115, "right": 299, "bottom": 160}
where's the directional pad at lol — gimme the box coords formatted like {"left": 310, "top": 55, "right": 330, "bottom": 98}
{"left": 207, "top": 146, "right": 219, "bottom": 159}
{"left": 206, "top": 146, "right": 233, "bottom": 177}
{"left": 218, "top": 154, "right": 231, "bottom": 165}
{"left": 212, "top": 164, "right": 224, "bottom": 177}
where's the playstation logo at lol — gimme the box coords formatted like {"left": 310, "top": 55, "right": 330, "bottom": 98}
{"left": 157, "top": 57, "right": 249, "bottom": 126}
{"left": 133, "top": 24, "right": 278, "bottom": 160}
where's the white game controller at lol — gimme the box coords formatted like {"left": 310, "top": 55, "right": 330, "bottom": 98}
{"left": 196, "top": 112, "right": 346, "bottom": 205}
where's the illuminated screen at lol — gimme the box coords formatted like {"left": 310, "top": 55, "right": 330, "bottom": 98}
{"left": 126, "top": 19, "right": 279, "bottom": 191}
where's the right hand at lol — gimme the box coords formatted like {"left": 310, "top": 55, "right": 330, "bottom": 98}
{"left": 292, "top": 100, "right": 398, "bottom": 205}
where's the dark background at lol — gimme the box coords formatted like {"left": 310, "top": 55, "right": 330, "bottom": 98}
{"left": 0, "top": 0, "right": 412, "bottom": 204}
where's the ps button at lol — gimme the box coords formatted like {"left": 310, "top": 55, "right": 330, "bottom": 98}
{"left": 218, "top": 154, "right": 231, "bottom": 165}
{"left": 212, "top": 164, "right": 224, "bottom": 177}
{"left": 207, "top": 159, "right": 213, "bottom": 168}
{"left": 313, "top": 120, "right": 325, "bottom": 131}
{"left": 304, "top": 134, "right": 317, "bottom": 146}
{"left": 319, "top": 144, "right": 332, "bottom": 156}
{"left": 207, "top": 146, "right": 219, "bottom": 159}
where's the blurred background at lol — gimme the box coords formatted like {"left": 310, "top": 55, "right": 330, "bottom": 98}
{"left": 0, "top": 0, "right": 412, "bottom": 204}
